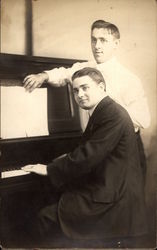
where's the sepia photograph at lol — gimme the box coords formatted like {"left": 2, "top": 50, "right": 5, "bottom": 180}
{"left": 0, "top": 0, "right": 156, "bottom": 249}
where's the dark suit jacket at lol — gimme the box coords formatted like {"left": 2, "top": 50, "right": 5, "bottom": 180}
{"left": 47, "top": 96, "right": 147, "bottom": 239}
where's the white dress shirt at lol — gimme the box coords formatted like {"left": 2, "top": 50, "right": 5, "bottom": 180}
{"left": 45, "top": 57, "right": 150, "bottom": 130}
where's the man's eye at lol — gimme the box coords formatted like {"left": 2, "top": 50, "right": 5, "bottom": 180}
{"left": 100, "top": 38, "right": 107, "bottom": 43}
{"left": 73, "top": 89, "right": 78, "bottom": 94}
{"left": 82, "top": 86, "right": 89, "bottom": 91}
{"left": 92, "top": 38, "right": 96, "bottom": 43}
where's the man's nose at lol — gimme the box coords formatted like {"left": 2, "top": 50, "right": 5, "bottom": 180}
{"left": 78, "top": 89, "right": 84, "bottom": 98}
{"left": 95, "top": 39, "right": 101, "bottom": 49}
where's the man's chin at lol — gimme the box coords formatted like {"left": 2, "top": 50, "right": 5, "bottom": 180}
{"left": 81, "top": 107, "right": 89, "bottom": 110}
{"left": 94, "top": 56, "right": 104, "bottom": 64}
{"left": 80, "top": 105, "right": 90, "bottom": 110}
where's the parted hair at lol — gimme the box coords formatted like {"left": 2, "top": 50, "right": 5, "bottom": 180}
{"left": 72, "top": 67, "right": 106, "bottom": 91}
{"left": 91, "top": 19, "right": 120, "bottom": 40}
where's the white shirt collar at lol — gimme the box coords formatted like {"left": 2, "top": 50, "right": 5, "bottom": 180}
{"left": 96, "top": 56, "right": 117, "bottom": 71}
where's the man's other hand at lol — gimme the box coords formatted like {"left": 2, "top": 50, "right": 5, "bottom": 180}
{"left": 23, "top": 72, "right": 49, "bottom": 92}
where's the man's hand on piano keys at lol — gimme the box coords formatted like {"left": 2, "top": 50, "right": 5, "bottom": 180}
{"left": 22, "top": 164, "right": 48, "bottom": 176}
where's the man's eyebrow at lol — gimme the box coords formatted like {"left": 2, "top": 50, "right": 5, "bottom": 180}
{"left": 73, "top": 83, "right": 89, "bottom": 90}
{"left": 91, "top": 35, "right": 106, "bottom": 39}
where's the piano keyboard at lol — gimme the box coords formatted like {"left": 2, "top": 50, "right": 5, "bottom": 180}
{"left": 1, "top": 168, "right": 30, "bottom": 179}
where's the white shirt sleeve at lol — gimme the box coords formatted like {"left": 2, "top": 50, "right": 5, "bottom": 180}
{"left": 121, "top": 75, "right": 151, "bottom": 129}
{"left": 44, "top": 61, "right": 91, "bottom": 87}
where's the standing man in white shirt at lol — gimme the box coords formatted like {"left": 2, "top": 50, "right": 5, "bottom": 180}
{"left": 23, "top": 19, "right": 150, "bottom": 182}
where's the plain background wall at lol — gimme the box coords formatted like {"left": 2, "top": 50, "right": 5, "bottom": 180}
{"left": 1, "top": 0, "right": 26, "bottom": 54}
{"left": 1, "top": 0, "right": 156, "bottom": 156}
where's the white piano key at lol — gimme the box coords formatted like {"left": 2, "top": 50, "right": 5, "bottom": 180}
{"left": 1, "top": 169, "right": 30, "bottom": 179}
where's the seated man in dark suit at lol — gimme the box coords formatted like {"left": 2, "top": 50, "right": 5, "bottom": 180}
{"left": 22, "top": 67, "right": 147, "bottom": 247}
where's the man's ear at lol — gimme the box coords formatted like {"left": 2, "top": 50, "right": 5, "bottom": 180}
{"left": 99, "top": 82, "right": 105, "bottom": 91}
{"left": 114, "top": 39, "right": 120, "bottom": 49}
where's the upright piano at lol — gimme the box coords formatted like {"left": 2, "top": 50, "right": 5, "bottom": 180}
{"left": 0, "top": 53, "right": 84, "bottom": 247}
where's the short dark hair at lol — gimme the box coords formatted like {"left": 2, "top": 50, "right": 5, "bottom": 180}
{"left": 72, "top": 67, "right": 106, "bottom": 91}
{"left": 91, "top": 20, "right": 120, "bottom": 40}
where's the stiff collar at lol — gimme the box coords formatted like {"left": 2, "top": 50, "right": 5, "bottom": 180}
{"left": 96, "top": 56, "right": 117, "bottom": 72}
